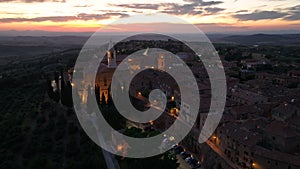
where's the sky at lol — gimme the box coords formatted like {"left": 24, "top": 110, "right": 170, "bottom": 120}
{"left": 0, "top": 0, "right": 299, "bottom": 34}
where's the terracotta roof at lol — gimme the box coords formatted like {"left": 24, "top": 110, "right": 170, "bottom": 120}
{"left": 220, "top": 123, "right": 262, "bottom": 146}
{"left": 272, "top": 103, "right": 300, "bottom": 120}
{"left": 288, "top": 116, "right": 300, "bottom": 128}
{"left": 264, "top": 120, "right": 299, "bottom": 138}
{"left": 231, "top": 105, "right": 258, "bottom": 114}
{"left": 288, "top": 70, "right": 300, "bottom": 75}
{"left": 254, "top": 146, "right": 300, "bottom": 166}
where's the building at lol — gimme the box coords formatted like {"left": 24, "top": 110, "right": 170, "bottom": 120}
{"left": 288, "top": 70, "right": 300, "bottom": 79}
{"left": 263, "top": 120, "right": 300, "bottom": 153}
{"left": 228, "top": 89, "right": 268, "bottom": 105}
{"left": 213, "top": 119, "right": 300, "bottom": 169}
{"left": 271, "top": 103, "right": 300, "bottom": 121}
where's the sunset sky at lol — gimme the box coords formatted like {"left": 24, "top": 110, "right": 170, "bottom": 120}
{"left": 0, "top": 0, "right": 299, "bottom": 33}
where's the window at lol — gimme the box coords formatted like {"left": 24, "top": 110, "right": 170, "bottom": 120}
{"left": 104, "top": 78, "right": 107, "bottom": 86}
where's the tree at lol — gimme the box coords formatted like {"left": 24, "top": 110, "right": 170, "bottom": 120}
{"left": 72, "top": 86, "right": 81, "bottom": 110}
{"left": 46, "top": 79, "right": 54, "bottom": 99}
{"left": 95, "top": 85, "right": 100, "bottom": 105}
{"left": 86, "top": 85, "right": 93, "bottom": 114}
{"left": 101, "top": 92, "right": 106, "bottom": 105}
{"left": 107, "top": 89, "right": 113, "bottom": 106}
{"left": 54, "top": 71, "right": 60, "bottom": 92}
{"left": 120, "top": 127, "right": 179, "bottom": 169}
{"left": 63, "top": 81, "right": 73, "bottom": 107}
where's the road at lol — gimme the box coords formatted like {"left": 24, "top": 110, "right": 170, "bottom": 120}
{"left": 101, "top": 149, "right": 121, "bottom": 169}
{"left": 177, "top": 154, "right": 204, "bottom": 169}
{"left": 206, "top": 140, "right": 239, "bottom": 169}
{"left": 177, "top": 155, "right": 192, "bottom": 169}
{"left": 90, "top": 113, "right": 121, "bottom": 169}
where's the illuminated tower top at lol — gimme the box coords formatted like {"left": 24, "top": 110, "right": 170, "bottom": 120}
{"left": 107, "top": 40, "right": 117, "bottom": 68}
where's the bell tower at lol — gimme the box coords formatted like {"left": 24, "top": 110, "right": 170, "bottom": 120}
{"left": 107, "top": 40, "right": 117, "bottom": 68}
{"left": 158, "top": 53, "right": 165, "bottom": 71}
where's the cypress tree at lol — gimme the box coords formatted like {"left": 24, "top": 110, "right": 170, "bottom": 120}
{"left": 101, "top": 92, "right": 106, "bottom": 105}
{"left": 64, "top": 81, "right": 73, "bottom": 107}
{"left": 95, "top": 85, "right": 100, "bottom": 105}
{"left": 46, "top": 78, "right": 54, "bottom": 99}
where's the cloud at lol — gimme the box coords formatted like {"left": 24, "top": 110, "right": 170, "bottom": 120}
{"left": 110, "top": 0, "right": 223, "bottom": 16}
{"left": 287, "top": 5, "right": 300, "bottom": 11}
{"left": 235, "top": 10, "right": 248, "bottom": 13}
{"left": 162, "top": 3, "right": 203, "bottom": 15}
{"left": 0, "top": 16, "right": 76, "bottom": 22}
{"left": 110, "top": 3, "right": 160, "bottom": 10}
{"left": 284, "top": 12, "right": 300, "bottom": 21}
{"left": 73, "top": 4, "right": 93, "bottom": 8}
{"left": 0, "top": 0, "right": 65, "bottom": 2}
{"left": 204, "top": 7, "right": 225, "bottom": 14}
{"left": 282, "top": 5, "right": 300, "bottom": 21}
{"left": 183, "top": 0, "right": 223, "bottom": 6}
{"left": 234, "top": 11, "right": 288, "bottom": 21}
{"left": 0, "top": 13, "right": 129, "bottom": 23}
{"left": 77, "top": 13, "right": 129, "bottom": 20}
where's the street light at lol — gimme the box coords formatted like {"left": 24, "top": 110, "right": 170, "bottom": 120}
{"left": 117, "top": 144, "right": 123, "bottom": 152}
{"left": 149, "top": 120, "right": 154, "bottom": 125}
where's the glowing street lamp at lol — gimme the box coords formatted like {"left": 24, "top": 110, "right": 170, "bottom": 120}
{"left": 149, "top": 120, "right": 154, "bottom": 125}
{"left": 117, "top": 144, "right": 123, "bottom": 152}
{"left": 169, "top": 136, "right": 175, "bottom": 141}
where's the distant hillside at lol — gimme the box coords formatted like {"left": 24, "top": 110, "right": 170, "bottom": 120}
{"left": 220, "top": 34, "right": 300, "bottom": 46}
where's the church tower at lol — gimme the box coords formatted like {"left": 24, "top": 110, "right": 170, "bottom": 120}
{"left": 107, "top": 41, "right": 117, "bottom": 68}
{"left": 158, "top": 53, "right": 165, "bottom": 71}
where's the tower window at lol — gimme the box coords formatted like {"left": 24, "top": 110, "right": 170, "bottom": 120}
{"left": 104, "top": 78, "right": 107, "bottom": 86}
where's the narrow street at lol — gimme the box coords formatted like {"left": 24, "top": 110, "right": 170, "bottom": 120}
{"left": 176, "top": 155, "right": 204, "bottom": 169}
{"left": 177, "top": 155, "right": 192, "bottom": 169}
{"left": 90, "top": 112, "right": 121, "bottom": 169}
{"left": 206, "top": 140, "right": 239, "bottom": 169}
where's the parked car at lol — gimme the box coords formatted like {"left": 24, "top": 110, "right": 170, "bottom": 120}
{"left": 189, "top": 159, "right": 201, "bottom": 169}
{"left": 185, "top": 157, "right": 193, "bottom": 163}
{"left": 174, "top": 145, "right": 184, "bottom": 154}
{"left": 180, "top": 151, "right": 191, "bottom": 159}
{"left": 172, "top": 144, "right": 178, "bottom": 149}
{"left": 190, "top": 163, "right": 201, "bottom": 169}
